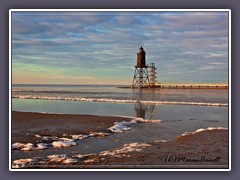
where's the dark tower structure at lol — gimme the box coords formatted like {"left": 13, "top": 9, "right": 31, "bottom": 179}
{"left": 132, "top": 47, "right": 149, "bottom": 88}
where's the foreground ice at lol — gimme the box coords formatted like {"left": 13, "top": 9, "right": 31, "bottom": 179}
{"left": 12, "top": 142, "right": 49, "bottom": 151}
{"left": 12, "top": 158, "right": 36, "bottom": 168}
{"left": 108, "top": 118, "right": 161, "bottom": 133}
{"left": 99, "top": 142, "right": 151, "bottom": 157}
{"left": 52, "top": 141, "right": 77, "bottom": 148}
{"left": 11, "top": 126, "right": 227, "bottom": 168}
{"left": 12, "top": 142, "right": 152, "bottom": 168}
{"left": 181, "top": 127, "right": 228, "bottom": 136}
{"left": 12, "top": 117, "right": 160, "bottom": 152}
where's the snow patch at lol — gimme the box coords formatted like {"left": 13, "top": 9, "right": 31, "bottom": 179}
{"left": 48, "top": 154, "right": 67, "bottom": 162}
{"left": 84, "top": 158, "right": 99, "bottom": 163}
{"left": 182, "top": 127, "right": 228, "bottom": 136}
{"left": 52, "top": 141, "right": 77, "bottom": 148}
{"left": 108, "top": 118, "right": 161, "bottom": 133}
{"left": 36, "top": 143, "right": 49, "bottom": 150}
{"left": 154, "top": 140, "right": 168, "bottom": 143}
{"left": 21, "top": 143, "right": 35, "bottom": 151}
{"left": 57, "top": 137, "right": 75, "bottom": 142}
{"left": 108, "top": 121, "right": 132, "bottom": 133}
{"left": 12, "top": 142, "right": 26, "bottom": 150}
{"left": 99, "top": 142, "right": 151, "bottom": 157}
{"left": 73, "top": 153, "right": 95, "bottom": 159}
{"left": 89, "top": 132, "right": 111, "bottom": 137}
{"left": 71, "top": 134, "right": 89, "bottom": 140}
{"left": 12, "top": 158, "right": 36, "bottom": 168}
{"left": 12, "top": 142, "right": 50, "bottom": 151}
{"left": 35, "top": 134, "right": 42, "bottom": 138}
{"left": 62, "top": 158, "right": 78, "bottom": 164}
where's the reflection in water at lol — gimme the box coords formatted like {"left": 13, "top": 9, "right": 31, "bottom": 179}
{"left": 134, "top": 88, "right": 158, "bottom": 119}
{"left": 135, "top": 100, "right": 146, "bottom": 118}
{"left": 135, "top": 100, "right": 158, "bottom": 119}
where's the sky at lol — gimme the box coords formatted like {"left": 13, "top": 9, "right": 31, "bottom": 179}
{"left": 11, "top": 10, "right": 229, "bottom": 85}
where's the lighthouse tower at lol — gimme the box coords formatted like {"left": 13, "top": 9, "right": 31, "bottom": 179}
{"left": 131, "top": 47, "right": 149, "bottom": 88}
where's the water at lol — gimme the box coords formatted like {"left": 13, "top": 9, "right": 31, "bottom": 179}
{"left": 12, "top": 84, "right": 228, "bottom": 106}
{"left": 11, "top": 84, "right": 229, "bottom": 160}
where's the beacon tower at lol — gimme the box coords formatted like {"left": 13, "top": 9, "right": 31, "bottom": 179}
{"left": 132, "top": 47, "right": 149, "bottom": 88}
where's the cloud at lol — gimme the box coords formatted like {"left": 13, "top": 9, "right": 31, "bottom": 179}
{"left": 11, "top": 11, "right": 229, "bottom": 84}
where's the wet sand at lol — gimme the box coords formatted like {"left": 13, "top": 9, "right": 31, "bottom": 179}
{"left": 12, "top": 111, "right": 131, "bottom": 143}
{"left": 11, "top": 111, "right": 229, "bottom": 169}
{"left": 90, "top": 129, "right": 229, "bottom": 169}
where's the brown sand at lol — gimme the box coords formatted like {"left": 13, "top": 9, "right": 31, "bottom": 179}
{"left": 89, "top": 129, "right": 229, "bottom": 168}
{"left": 11, "top": 111, "right": 229, "bottom": 169}
{"left": 12, "top": 111, "right": 131, "bottom": 143}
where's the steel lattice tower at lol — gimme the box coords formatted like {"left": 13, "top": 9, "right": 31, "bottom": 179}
{"left": 148, "top": 63, "right": 157, "bottom": 87}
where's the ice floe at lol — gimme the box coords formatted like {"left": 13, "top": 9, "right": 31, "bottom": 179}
{"left": 12, "top": 142, "right": 26, "bottom": 150}
{"left": 52, "top": 141, "right": 77, "bottom": 148}
{"left": 154, "top": 140, "right": 169, "bottom": 143}
{"left": 99, "top": 142, "right": 151, "bottom": 157}
{"left": 12, "top": 118, "right": 160, "bottom": 152}
{"left": 36, "top": 143, "right": 49, "bottom": 150}
{"left": 21, "top": 143, "right": 35, "bottom": 151}
{"left": 12, "top": 142, "right": 50, "bottom": 151}
{"left": 12, "top": 158, "right": 36, "bottom": 168}
{"left": 84, "top": 158, "right": 100, "bottom": 163}
{"left": 48, "top": 154, "right": 67, "bottom": 162}
{"left": 12, "top": 142, "right": 152, "bottom": 168}
{"left": 71, "top": 134, "right": 89, "bottom": 140}
{"left": 57, "top": 137, "right": 75, "bottom": 142}
{"left": 88, "top": 132, "right": 111, "bottom": 137}
{"left": 108, "top": 118, "right": 160, "bottom": 133}
{"left": 108, "top": 121, "right": 132, "bottom": 133}
{"left": 181, "top": 127, "right": 228, "bottom": 136}
{"left": 62, "top": 158, "right": 78, "bottom": 164}
{"left": 73, "top": 153, "right": 96, "bottom": 159}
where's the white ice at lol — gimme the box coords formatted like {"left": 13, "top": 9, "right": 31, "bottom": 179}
{"left": 99, "top": 142, "right": 151, "bottom": 157}
{"left": 12, "top": 142, "right": 26, "bottom": 150}
{"left": 182, "top": 127, "right": 228, "bottom": 136}
{"left": 21, "top": 143, "right": 35, "bottom": 151}
{"left": 12, "top": 158, "right": 36, "bottom": 168}
{"left": 48, "top": 154, "right": 67, "bottom": 162}
{"left": 36, "top": 143, "right": 49, "bottom": 150}
{"left": 108, "top": 118, "right": 161, "bottom": 133}
{"left": 108, "top": 121, "right": 132, "bottom": 133}
{"left": 12, "top": 142, "right": 50, "bottom": 151}
{"left": 71, "top": 134, "right": 89, "bottom": 140}
{"left": 52, "top": 141, "right": 77, "bottom": 148}
{"left": 73, "top": 153, "right": 96, "bottom": 159}
{"left": 62, "top": 158, "right": 78, "bottom": 164}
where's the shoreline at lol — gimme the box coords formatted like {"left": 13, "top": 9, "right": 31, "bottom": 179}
{"left": 12, "top": 111, "right": 132, "bottom": 143}
{"left": 11, "top": 111, "right": 229, "bottom": 169}
{"left": 118, "top": 86, "right": 228, "bottom": 90}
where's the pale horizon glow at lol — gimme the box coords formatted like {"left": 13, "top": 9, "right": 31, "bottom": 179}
{"left": 11, "top": 10, "right": 229, "bottom": 85}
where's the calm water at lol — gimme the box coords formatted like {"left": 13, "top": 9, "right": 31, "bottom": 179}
{"left": 11, "top": 84, "right": 229, "bottom": 160}
{"left": 12, "top": 84, "right": 228, "bottom": 120}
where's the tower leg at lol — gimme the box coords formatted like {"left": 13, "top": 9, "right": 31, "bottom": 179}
{"left": 132, "top": 67, "right": 149, "bottom": 88}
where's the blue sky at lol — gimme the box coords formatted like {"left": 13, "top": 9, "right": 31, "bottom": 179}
{"left": 12, "top": 11, "right": 229, "bottom": 85}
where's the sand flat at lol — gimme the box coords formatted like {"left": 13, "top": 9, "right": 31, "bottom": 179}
{"left": 11, "top": 111, "right": 229, "bottom": 169}
{"left": 12, "top": 111, "right": 131, "bottom": 143}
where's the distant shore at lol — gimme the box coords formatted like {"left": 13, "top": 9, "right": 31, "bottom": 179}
{"left": 11, "top": 111, "right": 229, "bottom": 169}
{"left": 119, "top": 83, "right": 228, "bottom": 90}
